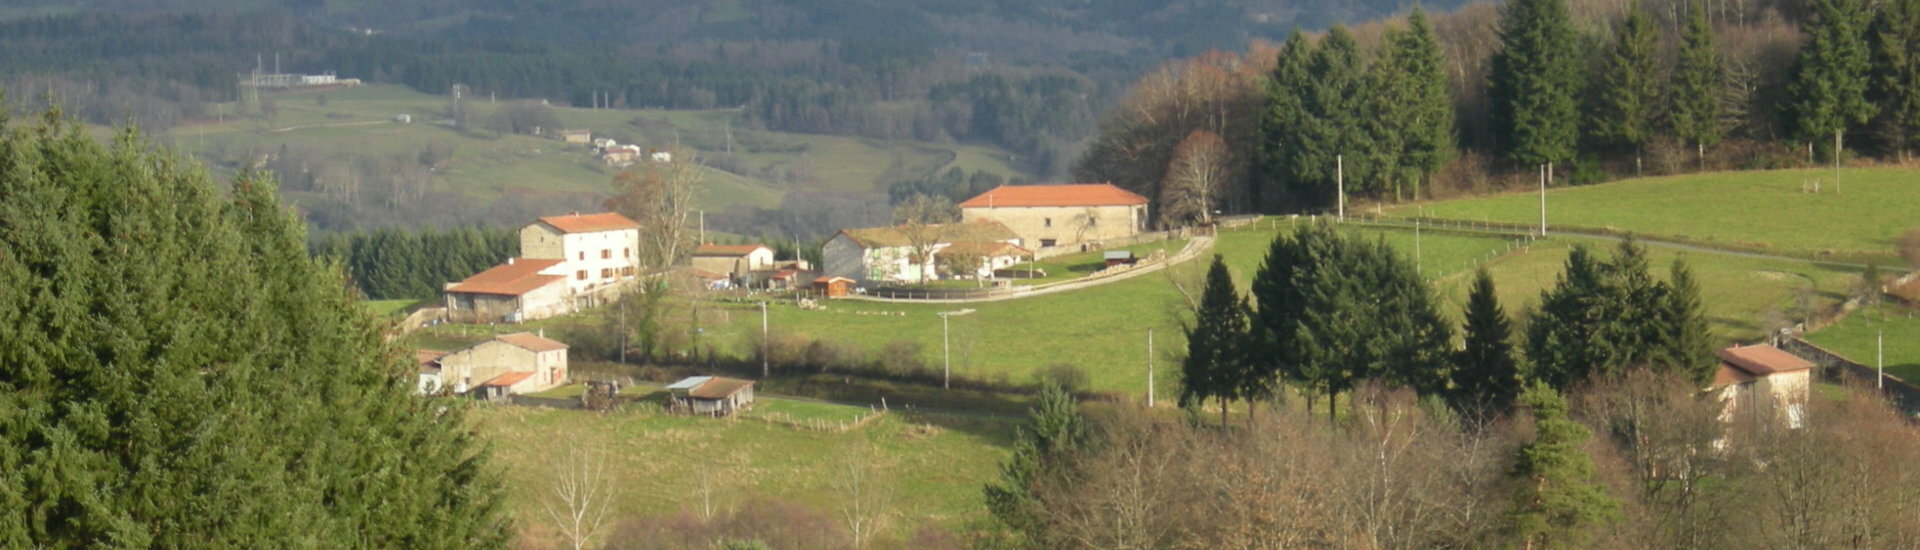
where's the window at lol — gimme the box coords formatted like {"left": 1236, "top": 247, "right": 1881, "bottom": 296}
{"left": 601, "top": 249, "right": 611, "bottom": 259}
{"left": 1044, "top": 218, "right": 1052, "bottom": 228}
{"left": 601, "top": 268, "right": 613, "bottom": 279}
{"left": 624, "top": 248, "right": 630, "bottom": 258}
{"left": 576, "top": 270, "right": 588, "bottom": 280}
{"left": 1088, "top": 217, "right": 1097, "bottom": 227}
{"left": 578, "top": 251, "right": 585, "bottom": 260}
{"left": 1040, "top": 239, "right": 1057, "bottom": 248}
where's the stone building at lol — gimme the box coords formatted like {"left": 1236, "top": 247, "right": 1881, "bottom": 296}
{"left": 1710, "top": 344, "right": 1813, "bottom": 429}
{"left": 437, "top": 332, "right": 570, "bottom": 396}
{"left": 446, "top": 212, "right": 642, "bottom": 323}
{"left": 688, "top": 244, "right": 775, "bottom": 288}
{"left": 958, "top": 183, "right": 1149, "bottom": 249}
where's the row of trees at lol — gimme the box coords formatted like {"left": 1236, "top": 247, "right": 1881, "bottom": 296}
{"left": 1179, "top": 225, "right": 1711, "bottom": 422}
{"left": 1262, "top": 9, "right": 1456, "bottom": 208}
{"left": 310, "top": 226, "right": 518, "bottom": 301}
{"left": 988, "top": 366, "right": 1920, "bottom": 549}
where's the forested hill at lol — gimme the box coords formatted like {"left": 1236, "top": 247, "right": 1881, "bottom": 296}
{"left": 0, "top": 0, "right": 1469, "bottom": 176}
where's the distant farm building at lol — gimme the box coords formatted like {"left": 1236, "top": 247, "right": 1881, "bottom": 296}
{"left": 433, "top": 332, "right": 570, "bottom": 399}
{"left": 959, "top": 183, "right": 1149, "bottom": 249}
{"left": 822, "top": 221, "right": 1025, "bottom": 286}
{"left": 689, "top": 244, "right": 776, "bottom": 288}
{"left": 813, "top": 276, "right": 855, "bottom": 297}
{"left": 239, "top": 71, "right": 357, "bottom": 89}
{"left": 666, "top": 376, "right": 757, "bottom": 416}
{"left": 445, "top": 212, "right": 641, "bottom": 323}
{"left": 1710, "top": 344, "right": 1814, "bottom": 429}
{"left": 559, "top": 129, "right": 592, "bottom": 144}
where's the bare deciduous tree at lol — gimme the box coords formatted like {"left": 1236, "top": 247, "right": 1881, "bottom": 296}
{"left": 892, "top": 195, "right": 959, "bottom": 285}
{"left": 833, "top": 447, "right": 895, "bottom": 549}
{"left": 606, "top": 149, "right": 703, "bottom": 268}
{"left": 544, "top": 446, "right": 618, "bottom": 550}
{"left": 1159, "top": 129, "right": 1231, "bottom": 227}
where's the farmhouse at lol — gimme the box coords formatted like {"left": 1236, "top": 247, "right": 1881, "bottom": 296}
{"left": 689, "top": 243, "right": 775, "bottom": 288}
{"left": 436, "top": 332, "right": 570, "bottom": 398}
{"left": 445, "top": 212, "right": 641, "bottom": 323}
{"left": 1709, "top": 344, "right": 1813, "bottom": 429}
{"left": 958, "top": 183, "right": 1150, "bottom": 249}
{"left": 665, "top": 376, "right": 756, "bottom": 416}
{"left": 558, "top": 129, "right": 592, "bottom": 144}
{"left": 821, "top": 221, "right": 1024, "bottom": 286}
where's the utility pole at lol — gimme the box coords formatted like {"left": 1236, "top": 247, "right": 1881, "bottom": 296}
{"left": 1879, "top": 330, "right": 1885, "bottom": 389}
{"left": 698, "top": 210, "right": 706, "bottom": 245}
{"left": 942, "top": 313, "right": 951, "bottom": 389}
{"left": 760, "top": 301, "right": 769, "bottom": 378}
{"left": 1147, "top": 328, "right": 1155, "bottom": 407}
{"left": 618, "top": 301, "right": 626, "bottom": 365}
{"left": 1414, "top": 217, "right": 1422, "bottom": 276}
{"left": 1538, "top": 164, "right": 1548, "bottom": 236}
{"left": 1336, "top": 154, "right": 1346, "bottom": 221}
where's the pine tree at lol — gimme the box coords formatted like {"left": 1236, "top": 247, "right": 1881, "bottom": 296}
{"left": 1655, "top": 261, "right": 1715, "bottom": 383}
{"left": 1452, "top": 269, "right": 1525, "bottom": 419}
{"left": 1589, "top": 1, "right": 1662, "bottom": 173}
{"left": 1789, "top": 0, "right": 1878, "bottom": 163}
{"left": 1490, "top": 0, "right": 1583, "bottom": 171}
{"left": 1670, "top": 3, "right": 1726, "bottom": 167}
{"left": 1262, "top": 30, "right": 1317, "bottom": 209}
{"left": 1873, "top": 0, "right": 1920, "bottom": 160}
{"left": 1180, "top": 255, "right": 1249, "bottom": 423}
{"left": 1526, "top": 245, "right": 1621, "bottom": 389}
{"left": 1368, "top": 8, "right": 1457, "bottom": 202}
{"left": 0, "top": 114, "right": 506, "bottom": 547}
{"left": 1507, "top": 383, "right": 1621, "bottom": 549}
{"left": 1307, "top": 26, "right": 1376, "bottom": 196}
{"left": 984, "top": 379, "right": 1085, "bottom": 540}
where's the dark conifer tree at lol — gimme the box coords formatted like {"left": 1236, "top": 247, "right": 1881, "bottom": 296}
{"left": 1397, "top": 8, "right": 1458, "bottom": 200}
{"left": 1490, "top": 0, "right": 1582, "bottom": 171}
{"left": 1655, "top": 261, "right": 1715, "bottom": 383}
{"left": 984, "top": 379, "right": 1085, "bottom": 541}
{"left": 1507, "top": 383, "right": 1621, "bottom": 548}
{"left": 1671, "top": 3, "right": 1727, "bottom": 167}
{"left": 1452, "top": 269, "right": 1524, "bottom": 419}
{"left": 1873, "top": 0, "right": 1920, "bottom": 160}
{"left": 0, "top": 114, "right": 506, "bottom": 547}
{"left": 1590, "top": 1, "right": 1662, "bottom": 173}
{"left": 1261, "top": 30, "right": 1316, "bottom": 209}
{"left": 1526, "top": 245, "right": 1618, "bottom": 389}
{"left": 1789, "top": 0, "right": 1878, "bottom": 163}
{"left": 1180, "top": 255, "right": 1249, "bottom": 423}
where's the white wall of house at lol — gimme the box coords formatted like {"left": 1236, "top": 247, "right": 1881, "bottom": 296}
{"left": 520, "top": 223, "right": 641, "bottom": 295}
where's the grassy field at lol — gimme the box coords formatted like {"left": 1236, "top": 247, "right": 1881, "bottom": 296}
{"left": 362, "top": 299, "right": 418, "bottom": 317}
{"left": 1004, "top": 238, "right": 1191, "bottom": 284}
{"left": 1380, "top": 168, "right": 1920, "bottom": 261}
{"left": 171, "top": 84, "right": 1027, "bottom": 216}
{"left": 472, "top": 404, "right": 1015, "bottom": 545}
{"left": 1806, "top": 304, "right": 1920, "bottom": 381}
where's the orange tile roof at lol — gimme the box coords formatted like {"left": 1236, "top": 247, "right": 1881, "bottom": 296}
{"left": 692, "top": 244, "right": 771, "bottom": 257}
{"left": 481, "top": 371, "right": 536, "bottom": 387}
{"left": 496, "top": 332, "right": 569, "bottom": 353}
{"left": 958, "top": 183, "right": 1149, "bottom": 208}
{"left": 416, "top": 350, "right": 449, "bottom": 373}
{"left": 536, "top": 212, "right": 641, "bottom": 233}
{"left": 1717, "top": 345, "right": 1815, "bottom": 377}
{"left": 445, "top": 259, "right": 565, "bottom": 296}
{"left": 688, "top": 377, "right": 754, "bottom": 399}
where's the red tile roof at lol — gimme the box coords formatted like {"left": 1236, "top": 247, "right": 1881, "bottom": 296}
{"left": 1717, "top": 345, "right": 1815, "bottom": 377}
{"left": 692, "top": 244, "right": 771, "bottom": 257}
{"left": 536, "top": 212, "right": 641, "bottom": 233}
{"left": 958, "top": 183, "right": 1150, "bottom": 208}
{"left": 688, "top": 377, "right": 754, "bottom": 399}
{"left": 481, "top": 371, "right": 536, "bottom": 387}
{"left": 446, "top": 259, "right": 565, "bottom": 296}
{"left": 496, "top": 332, "right": 569, "bottom": 353}
{"left": 416, "top": 350, "right": 449, "bottom": 373}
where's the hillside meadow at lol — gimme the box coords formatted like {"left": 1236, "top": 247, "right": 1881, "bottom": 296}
{"left": 1381, "top": 167, "right": 1919, "bottom": 262}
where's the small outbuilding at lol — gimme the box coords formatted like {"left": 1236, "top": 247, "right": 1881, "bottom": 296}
{"left": 1710, "top": 344, "right": 1814, "bottom": 429}
{"left": 1103, "top": 250, "right": 1137, "bottom": 268}
{"left": 813, "top": 276, "right": 855, "bottom": 298}
{"left": 665, "top": 376, "right": 757, "bottom": 416}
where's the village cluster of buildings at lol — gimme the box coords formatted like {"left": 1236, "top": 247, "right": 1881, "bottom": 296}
{"left": 553, "top": 129, "right": 672, "bottom": 167}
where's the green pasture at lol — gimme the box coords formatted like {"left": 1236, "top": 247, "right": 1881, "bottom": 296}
{"left": 1381, "top": 168, "right": 1920, "bottom": 261}
{"left": 1807, "top": 304, "right": 1920, "bottom": 382}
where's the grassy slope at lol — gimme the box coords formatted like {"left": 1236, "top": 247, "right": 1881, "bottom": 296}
{"left": 1382, "top": 168, "right": 1918, "bottom": 260}
{"left": 1807, "top": 304, "right": 1920, "bottom": 381}
{"left": 169, "top": 85, "right": 1026, "bottom": 215}
{"left": 473, "top": 405, "right": 1014, "bottom": 543}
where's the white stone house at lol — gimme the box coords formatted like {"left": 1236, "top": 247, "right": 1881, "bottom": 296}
{"left": 1710, "top": 344, "right": 1814, "bottom": 429}
{"left": 822, "top": 221, "right": 1026, "bottom": 286}
{"left": 445, "top": 212, "right": 641, "bottom": 323}
{"left": 958, "top": 183, "right": 1150, "bottom": 249}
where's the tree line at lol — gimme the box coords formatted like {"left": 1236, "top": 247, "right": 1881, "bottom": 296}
{"left": 1178, "top": 224, "right": 1711, "bottom": 422}
{"left": 310, "top": 226, "right": 519, "bottom": 301}
{"left": 1077, "top": 0, "right": 1920, "bottom": 220}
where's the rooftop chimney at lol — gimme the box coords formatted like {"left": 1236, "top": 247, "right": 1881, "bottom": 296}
{"left": 507, "top": 257, "right": 516, "bottom": 265}
{"left": 538, "top": 328, "right": 545, "bottom": 338}
{"left": 572, "top": 211, "right": 580, "bottom": 217}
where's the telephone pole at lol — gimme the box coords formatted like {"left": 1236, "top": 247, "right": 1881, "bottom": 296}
{"left": 1336, "top": 154, "right": 1346, "bottom": 221}
{"left": 760, "top": 301, "right": 769, "bottom": 378}
{"left": 1147, "top": 328, "right": 1156, "bottom": 407}
{"left": 1538, "top": 164, "right": 1548, "bottom": 236}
